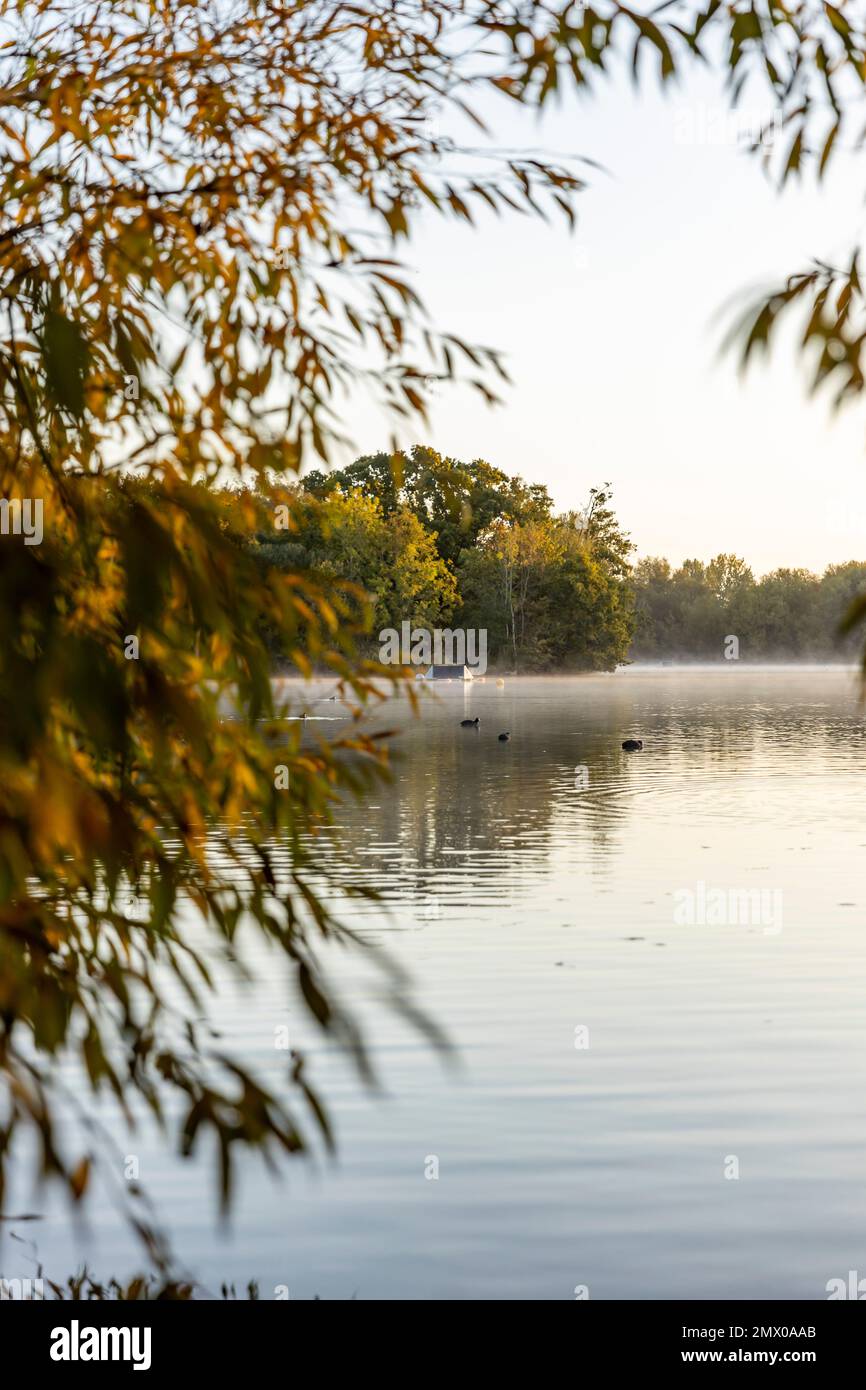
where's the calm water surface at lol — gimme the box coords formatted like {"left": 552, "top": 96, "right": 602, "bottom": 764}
{"left": 7, "top": 668, "right": 866, "bottom": 1299}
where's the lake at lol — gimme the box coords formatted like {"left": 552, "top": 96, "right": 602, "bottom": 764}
{"left": 6, "top": 667, "right": 866, "bottom": 1299}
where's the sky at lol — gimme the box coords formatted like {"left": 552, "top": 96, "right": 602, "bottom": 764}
{"left": 329, "top": 58, "right": 866, "bottom": 577}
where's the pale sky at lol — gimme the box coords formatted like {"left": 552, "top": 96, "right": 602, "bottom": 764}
{"left": 329, "top": 61, "right": 866, "bottom": 577}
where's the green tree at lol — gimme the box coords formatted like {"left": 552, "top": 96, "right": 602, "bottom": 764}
{"left": 752, "top": 569, "right": 821, "bottom": 657}
{"left": 297, "top": 488, "right": 457, "bottom": 637}
{"left": 705, "top": 555, "right": 755, "bottom": 605}
{"left": 818, "top": 563, "right": 866, "bottom": 658}
{"left": 629, "top": 555, "right": 866, "bottom": 661}
{"left": 456, "top": 496, "right": 633, "bottom": 671}
{"left": 305, "top": 446, "right": 553, "bottom": 570}
{"left": 631, "top": 556, "right": 751, "bottom": 660}
{"left": 630, "top": 557, "right": 676, "bottom": 659}
{"left": 546, "top": 526, "right": 635, "bottom": 671}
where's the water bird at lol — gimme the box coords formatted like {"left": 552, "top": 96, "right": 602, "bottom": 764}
{"left": 622, "top": 738, "right": 642, "bottom": 751}
{"left": 460, "top": 717, "right": 480, "bottom": 727}
{"left": 498, "top": 732, "right": 511, "bottom": 742}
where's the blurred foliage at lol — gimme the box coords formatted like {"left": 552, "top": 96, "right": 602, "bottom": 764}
{"left": 631, "top": 555, "right": 866, "bottom": 660}
{"left": 7, "top": 1264, "right": 259, "bottom": 1298}
{"left": 0, "top": 0, "right": 608, "bottom": 1251}
{"left": 27, "top": 1266, "right": 344, "bottom": 1297}
{"left": 41, "top": 1271, "right": 214, "bottom": 1301}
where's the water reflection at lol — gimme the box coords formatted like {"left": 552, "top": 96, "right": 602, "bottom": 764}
{"left": 7, "top": 669, "right": 866, "bottom": 1300}
{"left": 292, "top": 668, "right": 866, "bottom": 921}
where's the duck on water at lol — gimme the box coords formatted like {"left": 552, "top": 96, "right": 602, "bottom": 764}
{"left": 460, "top": 717, "right": 480, "bottom": 727}
{"left": 622, "top": 738, "right": 643, "bottom": 751}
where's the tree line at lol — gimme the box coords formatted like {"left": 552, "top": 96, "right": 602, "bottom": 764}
{"left": 245, "top": 449, "right": 866, "bottom": 670}
{"left": 631, "top": 555, "right": 866, "bottom": 663}
{"left": 255, "top": 446, "right": 635, "bottom": 672}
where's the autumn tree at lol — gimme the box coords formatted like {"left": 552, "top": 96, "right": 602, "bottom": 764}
{"left": 286, "top": 487, "right": 458, "bottom": 637}
{"left": 304, "top": 446, "right": 553, "bottom": 569}
{"left": 457, "top": 493, "right": 633, "bottom": 670}
{"left": 0, "top": 0, "right": 596, "bottom": 1247}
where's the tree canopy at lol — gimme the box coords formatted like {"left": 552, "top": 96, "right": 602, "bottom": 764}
{"left": 632, "top": 556, "right": 866, "bottom": 660}
{"left": 299, "top": 455, "right": 634, "bottom": 669}
{"left": 304, "top": 447, "right": 554, "bottom": 568}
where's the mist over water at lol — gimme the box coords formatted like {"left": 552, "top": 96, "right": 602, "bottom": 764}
{"left": 7, "top": 668, "right": 866, "bottom": 1299}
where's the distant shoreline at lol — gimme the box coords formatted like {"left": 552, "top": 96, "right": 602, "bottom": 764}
{"left": 620, "top": 660, "right": 860, "bottom": 672}
{"left": 269, "top": 662, "right": 862, "bottom": 689}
